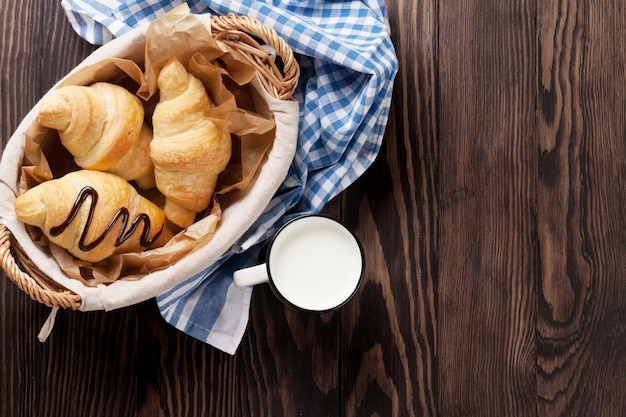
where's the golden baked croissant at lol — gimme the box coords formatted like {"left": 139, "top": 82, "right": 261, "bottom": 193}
{"left": 151, "top": 56, "right": 232, "bottom": 228}
{"left": 14, "top": 170, "right": 173, "bottom": 263}
{"left": 37, "top": 82, "right": 155, "bottom": 189}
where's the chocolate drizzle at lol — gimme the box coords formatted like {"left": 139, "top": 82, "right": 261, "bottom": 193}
{"left": 49, "top": 187, "right": 163, "bottom": 252}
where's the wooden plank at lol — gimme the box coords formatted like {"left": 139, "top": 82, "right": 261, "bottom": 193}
{"left": 437, "top": 0, "right": 538, "bottom": 415}
{"left": 330, "top": 0, "right": 440, "bottom": 415}
{"left": 238, "top": 267, "right": 341, "bottom": 416}
{"left": 0, "top": 19, "right": 47, "bottom": 405}
{"left": 537, "top": 1, "right": 626, "bottom": 415}
{"left": 0, "top": 0, "right": 48, "bottom": 144}
{"left": 135, "top": 302, "right": 240, "bottom": 417}
{"left": 30, "top": 308, "right": 141, "bottom": 417}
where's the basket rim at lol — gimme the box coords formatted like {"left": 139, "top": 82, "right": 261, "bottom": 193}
{"left": 0, "top": 224, "right": 82, "bottom": 309}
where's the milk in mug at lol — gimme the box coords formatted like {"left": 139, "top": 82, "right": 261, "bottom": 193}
{"left": 233, "top": 215, "right": 364, "bottom": 312}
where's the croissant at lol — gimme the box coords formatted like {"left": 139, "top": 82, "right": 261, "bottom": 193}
{"left": 14, "top": 170, "right": 173, "bottom": 263}
{"left": 37, "top": 82, "right": 155, "bottom": 189}
{"left": 151, "top": 57, "right": 232, "bottom": 228}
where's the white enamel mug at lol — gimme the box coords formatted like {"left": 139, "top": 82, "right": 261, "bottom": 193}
{"left": 233, "top": 214, "right": 364, "bottom": 312}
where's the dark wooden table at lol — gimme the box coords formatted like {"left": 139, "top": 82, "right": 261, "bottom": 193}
{"left": 2, "top": 1, "right": 626, "bottom": 416}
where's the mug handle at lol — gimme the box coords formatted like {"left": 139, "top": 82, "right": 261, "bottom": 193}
{"left": 233, "top": 264, "right": 270, "bottom": 287}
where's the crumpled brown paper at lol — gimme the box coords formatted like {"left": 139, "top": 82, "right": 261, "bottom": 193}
{"left": 18, "top": 6, "right": 277, "bottom": 286}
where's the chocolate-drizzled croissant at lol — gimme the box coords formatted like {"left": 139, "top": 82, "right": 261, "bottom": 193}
{"left": 150, "top": 57, "right": 232, "bottom": 228}
{"left": 14, "top": 170, "right": 172, "bottom": 263}
{"left": 38, "top": 82, "right": 155, "bottom": 189}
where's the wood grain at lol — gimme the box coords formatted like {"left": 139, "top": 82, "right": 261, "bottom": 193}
{"left": 437, "top": 0, "right": 538, "bottom": 415}
{"left": 2, "top": 0, "right": 626, "bottom": 416}
{"left": 537, "top": 1, "right": 626, "bottom": 416}
{"left": 333, "top": 0, "right": 440, "bottom": 415}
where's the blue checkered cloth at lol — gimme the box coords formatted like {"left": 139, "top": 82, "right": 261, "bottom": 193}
{"left": 60, "top": 0, "right": 398, "bottom": 354}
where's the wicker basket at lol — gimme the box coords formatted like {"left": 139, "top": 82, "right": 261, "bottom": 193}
{"left": 0, "top": 13, "right": 300, "bottom": 311}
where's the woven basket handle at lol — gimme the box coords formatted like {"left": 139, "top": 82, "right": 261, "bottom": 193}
{"left": 210, "top": 14, "right": 300, "bottom": 100}
{"left": 0, "top": 224, "right": 81, "bottom": 309}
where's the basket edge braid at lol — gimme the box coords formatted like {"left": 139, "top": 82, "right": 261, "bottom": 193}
{"left": 0, "top": 14, "right": 300, "bottom": 309}
{"left": 0, "top": 224, "right": 81, "bottom": 309}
